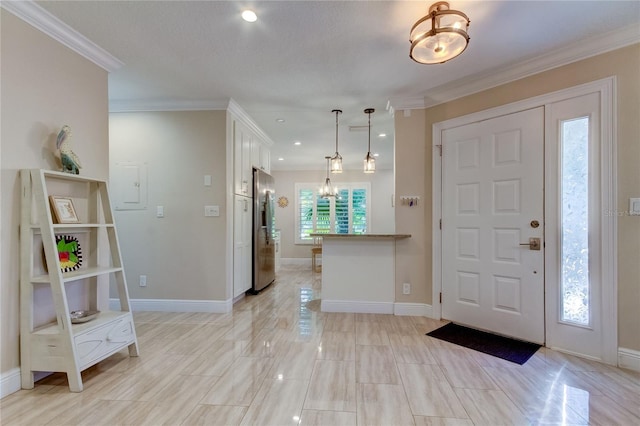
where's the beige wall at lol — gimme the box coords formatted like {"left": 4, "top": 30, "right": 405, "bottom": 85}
{"left": 394, "top": 44, "right": 640, "bottom": 351}
{"left": 1, "top": 11, "right": 110, "bottom": 373}
{"left": 271, "top": 169, "right": 395, "bottom": 259}
{"left": 394, "top": 113, "right": 430, "bottom": 304}
{"left": 109, "top": 111, "right": 229, "bottom": 301}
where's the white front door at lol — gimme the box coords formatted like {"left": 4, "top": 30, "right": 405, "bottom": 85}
{"left": 441, "top": 107, "right": 545, "bottom": 344}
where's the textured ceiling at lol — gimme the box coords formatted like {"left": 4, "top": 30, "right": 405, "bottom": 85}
{"left": 34, "top": 0, "right": 640, "bottom": 171}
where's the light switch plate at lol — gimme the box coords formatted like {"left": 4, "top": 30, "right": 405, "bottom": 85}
{"left": 204, "top": 205, "right": 220, "bottom": 217}
{"left": 630, "top": 198, "right": 640, "bottom": 216}
{"left": 156, "top": 205, "right": 164, "bottom": 218}
{"left": 204, "top": 175, "right": 212, "bottom": 186}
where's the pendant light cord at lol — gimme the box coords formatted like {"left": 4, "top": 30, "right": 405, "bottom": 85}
{"left": 334, "top": 110, "right": 340, "bottom": 153}
{"left": 367, "top": 110, "right": 371, "bottom": 152}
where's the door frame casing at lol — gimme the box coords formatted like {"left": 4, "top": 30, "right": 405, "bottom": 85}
{"left": 431, "top": 77, "right": 617, "bottom": 364}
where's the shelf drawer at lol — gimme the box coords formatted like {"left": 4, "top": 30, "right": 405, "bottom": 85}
{"left": 74, "top": 314, "right": 135, "bottom": 369}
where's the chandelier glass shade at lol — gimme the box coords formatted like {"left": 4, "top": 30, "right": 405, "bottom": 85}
{"left": 363, "top": 108, "right": 375, "bottom": 173}
{"left": 320, "top": 156, "right": 337, "bottom": 198}
{"left": 330, "top": 109, "right": 343, "bottom": 173}
{"left": 410, "top": 1, "right": 470, "bottom": 64}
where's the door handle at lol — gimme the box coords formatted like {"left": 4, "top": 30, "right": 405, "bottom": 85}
{"left": 520, "top": 237, "right": 541, "bottom": 251}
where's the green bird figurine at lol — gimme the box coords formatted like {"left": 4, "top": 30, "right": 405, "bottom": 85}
{"left": 56, "top": 125, "right": 82, "bottom": 174}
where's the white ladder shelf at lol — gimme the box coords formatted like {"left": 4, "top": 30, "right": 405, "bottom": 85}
{"left": 20, "top": 169, "right": 139, "bottom": 392}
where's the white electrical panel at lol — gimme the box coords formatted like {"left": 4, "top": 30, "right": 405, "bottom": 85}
{"left": 113, "top": 161, "right": 148, "bottom": 210}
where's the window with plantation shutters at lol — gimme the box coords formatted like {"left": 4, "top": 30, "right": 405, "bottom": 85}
{"left": 295, "top": 182, "right": 370, "bottom": 244}
{"left": 335, "top": 189, "right": 349, "bottom": 234}
{"left": 298, "top": 188, "right": 315, "bottom": 242}
{"left": 352, "top": 188, "right": 367, "bottom": 234}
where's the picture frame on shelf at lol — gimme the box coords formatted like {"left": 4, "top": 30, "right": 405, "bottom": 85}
{"left": 49, "top": 196, "right": 80, "bottom": 224}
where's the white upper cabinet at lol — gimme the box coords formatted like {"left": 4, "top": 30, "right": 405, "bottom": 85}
{"left": 233, "top": 114, "right": 272, "bottom": 197}
{"left": 251, "top": 133, "right": 271, "bottom": 173}
{"left": 260, "top": 141, "right": 271, "bottom": 173}
{"left": 233, "top": 119, "right": 252, "bottom": 196}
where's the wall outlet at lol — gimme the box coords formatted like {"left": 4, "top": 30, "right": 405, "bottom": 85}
{"left": 403, "top": 282, "right": 411, "bottom": 295}
{"left": 139, "top": 275, "right": 147, "bottom": 287}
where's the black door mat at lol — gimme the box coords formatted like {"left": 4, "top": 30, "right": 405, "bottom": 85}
{"left": 427, "top": 322, "right": 541, "bottom": 365}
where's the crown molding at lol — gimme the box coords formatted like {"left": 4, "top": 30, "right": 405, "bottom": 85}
{"left": 1, "top": 0, "right": 123, "bottom": 72}
{"left": 227, "top": 99, "right": 275, "bottom": 147}
{"left": 390, "top": 23, "right": 640, "bottom": 111}
{"left": 109, "top": 99, "right": 229, "bottom": 113}
{"left": 108, "top": 98, "right": 273, "bottom": 146}
{"left": 387, "top": 97, "right": 426, "bottom": 111}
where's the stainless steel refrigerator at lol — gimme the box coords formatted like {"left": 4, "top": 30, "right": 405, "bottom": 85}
{"left": 252, "top": 168, "right": 276, "bottom": 293}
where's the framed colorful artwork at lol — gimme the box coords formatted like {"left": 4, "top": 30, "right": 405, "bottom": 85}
{"left": 56, "top": 235, "right": 82, "bottom": 272}
{"left": 49, "top": 196, "right": 80, "bottom": 224}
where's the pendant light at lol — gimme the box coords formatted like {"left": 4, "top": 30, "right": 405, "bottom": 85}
{"left": 363, "top": 108, "right": 375, "bottom": 173}
{"left": 320, "top": 156, "right": 337, "bottom": 198}
{"left": 330, "top": 109, "right": 343, "bottom": 173}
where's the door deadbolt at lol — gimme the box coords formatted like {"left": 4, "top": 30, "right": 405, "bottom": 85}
{"left": 530, "top": 220, "right": 540, "bottom": 228}
{"left": 520, "top": 237, "right": 541, "bottom": 251}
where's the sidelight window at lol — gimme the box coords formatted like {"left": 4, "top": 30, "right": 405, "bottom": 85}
{"left": 560, "top": 116, "right": 590, "bottom": 325}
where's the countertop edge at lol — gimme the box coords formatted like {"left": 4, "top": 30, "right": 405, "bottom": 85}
{"left": 310, "top": 233, "right": 411, "bottom": 240}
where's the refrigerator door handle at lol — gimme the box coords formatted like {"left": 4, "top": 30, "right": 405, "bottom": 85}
{"left": 264, "top": 190, "right": 272, "bottom": 244}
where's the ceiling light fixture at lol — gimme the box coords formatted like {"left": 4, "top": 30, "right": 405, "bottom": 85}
{"left": 241, "top": 10, "right": 257, "bottom": 23}
{"left": 409, "top": 1, "right": 470, "bottom": 64}
{"left": 320, "top": 156, "right": 337, "bottom": 198}
{"left": 363, "top": 108, "right": 375, "bottom": 174}
{"left": 330, "top": 109, "right": 343, "bottom": 173}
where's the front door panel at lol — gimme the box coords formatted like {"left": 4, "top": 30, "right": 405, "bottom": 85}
{"left": 442, "top": 107, "right": 545, "bottom": 344}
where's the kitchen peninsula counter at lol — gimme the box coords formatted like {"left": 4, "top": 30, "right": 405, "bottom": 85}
{"left": 310, "top": 233, "right": 411, "bottom": 314}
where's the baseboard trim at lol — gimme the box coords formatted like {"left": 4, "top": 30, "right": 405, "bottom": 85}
{"left": 110, "top": 298, "right": 233, "bottom": 313}
{"left": 1, "top": 368, "right": 21, "bottom": 399}
{"left": 393, "top": 303, "right": 433, "bottom": 317}
{"left": 321, "top": 300, "right": 394, "bottom": 314}
{"left": 618, "top": 347, "right": 640, "bottom": 372}
{"left": 1, "top": 370, "right": 70, "bottom": 399}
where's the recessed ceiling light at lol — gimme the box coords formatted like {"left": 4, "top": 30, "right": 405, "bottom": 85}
{"left": 241, "top": 10, "right": 257, "bottom": 22}
{"left": 378, "top": 133, "right": 387, "bottom": 137}
{"left": 278, "top": 157, "right": 284, "bottom": 161}
{"left": 276, "top": 118, "right": 285, "bottom": 123}
{"left": 373, "top": 153, "right": 380, "bottom": 157}
{"left": 294, "top": 141, "right": 301, "bottom": 146}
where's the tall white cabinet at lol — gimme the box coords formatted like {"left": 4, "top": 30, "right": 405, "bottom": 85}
{"left": 229, "top": 103, "right": 273, "bottom": 299}
{"left": 20, "top": 169, "right": 139, "bottom": 392}
{"left": 233, "top": 194, "right": 252, "bottom": 297}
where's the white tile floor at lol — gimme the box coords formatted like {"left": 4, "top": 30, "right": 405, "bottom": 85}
{"left": 2, "top": 264, "right": 639, "bottom": 425}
